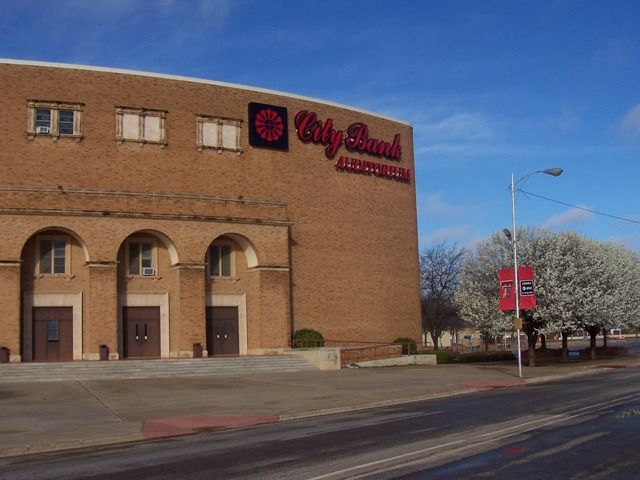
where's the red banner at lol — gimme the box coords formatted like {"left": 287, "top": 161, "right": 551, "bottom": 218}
{"left": 498, "top": 267, "right": 536, "bottom": 311}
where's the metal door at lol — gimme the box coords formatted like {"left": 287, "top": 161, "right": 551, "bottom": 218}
{"left": 33, "top": 307, "right": 73, "bottom": 362}
{"left": 206, "top": 307, "right": 239, "bottom": 355}
{"left": 123, "top": 307, "right": 161, "bottom": 358}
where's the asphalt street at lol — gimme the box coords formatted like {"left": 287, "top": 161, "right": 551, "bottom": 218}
{"left": 1, "top": 364, "right": 640, "bottom": 479}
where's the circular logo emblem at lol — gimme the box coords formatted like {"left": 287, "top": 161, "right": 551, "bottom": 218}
{"left": 254, "top": 108, "right": 285, "bottom": 142}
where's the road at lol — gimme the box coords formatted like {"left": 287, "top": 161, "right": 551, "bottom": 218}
{"left": 2, "top": 367, "right": 639, "bottom": 479}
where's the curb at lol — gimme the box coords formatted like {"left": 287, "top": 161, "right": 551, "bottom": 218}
{"left": 0, "top": 433, "right": 145, "bottom": 459}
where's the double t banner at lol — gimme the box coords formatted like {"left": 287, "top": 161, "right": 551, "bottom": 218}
{"left": 498, "top": 266, "right": 536, "bottom": 311}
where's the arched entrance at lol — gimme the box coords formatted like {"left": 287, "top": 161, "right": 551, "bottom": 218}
{"left": 204, "top": 234, "right": 255, "bottom": 356}
{"left": 21, "top": 228, "right": 88, "bottom": 362}
{"left": 117, "top": 230, "right": 177, "bottom": 359}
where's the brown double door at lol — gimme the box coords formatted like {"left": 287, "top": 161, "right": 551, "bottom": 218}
{"left": 206, "top": 306, "right": 239, "bottom": 356}
{"left": 123, "top": 307, "right": 161, "bottom": 359}
{"left": 33, "top": 307, "right": 73, "bottom": 362}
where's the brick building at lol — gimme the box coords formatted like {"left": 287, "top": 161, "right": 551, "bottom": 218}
{"left": 0, "top": 59, "right": 421, "bottom": 362}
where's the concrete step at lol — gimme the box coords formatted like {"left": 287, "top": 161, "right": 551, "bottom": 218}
{"left": 0, "top": 355, "right": 316, "bottom": 383}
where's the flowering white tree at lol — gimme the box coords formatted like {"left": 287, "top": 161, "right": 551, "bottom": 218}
{"left": 578, "top": 239, "right": 640, "bottom": 358}
{"left": 454, "top": 231, "right": 529, "bottom": 350}
{"left": 457, "top": 228, "right": 640, "bottom": 362}
{"left": 533, "top": 231, "right": 586, "bottom": 360}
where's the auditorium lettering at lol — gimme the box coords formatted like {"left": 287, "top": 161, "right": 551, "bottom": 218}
{"left": 294, "top": 110, "right": 410, "bottom": 184}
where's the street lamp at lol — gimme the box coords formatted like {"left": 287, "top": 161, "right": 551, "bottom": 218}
{"left": 506, "top": 168, "right": 563, "bottom": 378}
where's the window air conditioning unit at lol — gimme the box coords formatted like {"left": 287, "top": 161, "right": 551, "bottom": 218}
{"left": 142, "top": 267, "right": 155, "bottom": 276}
{"left": 36, "top": 126, "right": 50, "bottom": 134}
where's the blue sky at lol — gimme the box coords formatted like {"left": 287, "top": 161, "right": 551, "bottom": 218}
{"left": 2, "top": 0, "right": 640, "bottom": 251}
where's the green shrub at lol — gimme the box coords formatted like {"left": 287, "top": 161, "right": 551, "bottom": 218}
{"left": 457, "top": 351, "right": 515, "bottom": 363}
{"left": 393, "top": 337, "right": 417, "bottom": 355}
{"left": 435, "top": 350, "right": 455, "bottom": 364}
{"left": 292, "top": 329, "right": 324, "bottom": 348}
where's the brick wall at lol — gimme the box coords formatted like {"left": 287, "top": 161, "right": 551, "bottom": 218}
{"left": 0, "top": 61, "right": 421, "bottom": 361}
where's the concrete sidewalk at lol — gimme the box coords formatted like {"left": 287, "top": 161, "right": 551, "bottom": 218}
{"left": 1, "top": 357, "right": 638, "bottom": 458}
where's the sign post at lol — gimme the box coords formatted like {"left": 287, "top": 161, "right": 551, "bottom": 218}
{"left": 499, "top": 266, "right": 537, "bottom": 377}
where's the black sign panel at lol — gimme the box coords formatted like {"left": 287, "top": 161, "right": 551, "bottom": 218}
{"left": 248, "top": 102, "right": 289, "bottom": 150}
{"left": 520, "top": 280, "right": 534, "bottom": 296}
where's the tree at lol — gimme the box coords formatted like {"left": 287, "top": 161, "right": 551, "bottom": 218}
{"left": 578, "top": 239, "right": 640, "bottom": 359}
{"left": 455, "top": 231, "right": 518, "bottom": 351}
{"left": 420, "top": 243, "right": 465, "bottom": 350}
{"left": 457, "top": 228, "right": 640, "bottom": 364}
{"left": 532, "top": 231, "right": 584, "bottom": 361}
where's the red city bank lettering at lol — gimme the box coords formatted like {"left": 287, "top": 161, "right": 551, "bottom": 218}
{"left": 344, "top": 123, "right": 401, "bottom": 160}
{"left": 294, "top": 111, "right": 343, "bottom": 158}
{"left": 335, "top": 156, "right": 411, "bottom": 183}
{"left": 295, "top": 110, "right": 402, "bottom": 161}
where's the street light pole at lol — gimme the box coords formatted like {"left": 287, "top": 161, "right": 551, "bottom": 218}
{"left": 510, "top": 172, "right": 522, "bottom": 378}
{"left": 508, "top": 168, "right": 563, "bottom": 378}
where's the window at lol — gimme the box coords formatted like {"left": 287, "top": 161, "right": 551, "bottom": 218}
{"left": 196, "top": 115, "right": 242, "bottom": 153}
{"left": 47, "top": 320, "right": 60, "bottom": 341}
{"left": 116, "top": 107, "right": 166, "bottom": 146}
{"left": 38, "top": 237, "right": 69, "bottom": 275}
{"left": 209, "top": 243, "right": 233, "bottom": 277}
{"left": 127, "top": 240, "right": 157, "bottom": 276}
{"left": 27, "top": 100, "right": 83, "bottom": 140}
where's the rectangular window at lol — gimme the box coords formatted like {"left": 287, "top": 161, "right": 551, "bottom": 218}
{"left": 141, "top": 243, "right": 153, "bottom": 269}
{"left": 58, "top": 109, "right": 75, "bottom": 135}
{"left": 197, "top": 115, "right": 242, "bottom": 152}
{"left": 122, "top": 113, "right": 140, "bottom": 140}
{"left": 28, "top": 100, "right": 83, "bottom": 139}
{"left": 38, "top": 238, "right": 68, "bottom": 275}
{"left": 35, "top": 108, "right": 51, "bottom": 129}
{"left": 47, "top": 320, "right": 60, "bottom": 341}
{"left": 53, "top": 240, "right": 66, "bottom": 274}
{"left": 144, "top": 116, "right": 161, "bottom": 142}
{"left": 128, "top": 240, "right": 156, "bottom": 276}
{"left": 39, "top": 239, "right": 53, "bottom": 274}
{"left": 117, "top": 108, "right": 166, "bottom": 146}
{"left": 128, "top": 242, "right": 140, "bottom": 275}
{"left": 210, "top": 244, "right": 232, "bottom": 277}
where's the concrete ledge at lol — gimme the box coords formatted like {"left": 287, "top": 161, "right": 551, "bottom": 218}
{"left": 287, "top": 348, "right": 341, "bottom": 370}
{"left": 353, "top": 354, "right": 437, "bottom": 368}
{"left": 247, "top": 348, "right": 287, "bottom": 355}
{"left": 414, "top": 354, "right": 437, "bottom": 366}
{"left": 170, "top": 351, "right": 194, "bottom": 359}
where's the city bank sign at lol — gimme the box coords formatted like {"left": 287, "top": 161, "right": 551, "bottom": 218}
{"left": 248, "top": 103, "right": 411, "bottom": 184}
{"left": 294, "top": 110, "right": 411, "bottom": 183}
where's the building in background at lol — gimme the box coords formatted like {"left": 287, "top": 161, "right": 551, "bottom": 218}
{"left": 0, "top": 59, "right": 421, "bottom": 362}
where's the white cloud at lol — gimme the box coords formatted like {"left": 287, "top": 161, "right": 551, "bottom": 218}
{"left": 420, "top": 225, "right": 482, "bottom": 250}
{"left": 198, "top": 0, "right": 236, "bottom": 24}
{"left": 593, "top": 37, "right": 634, "bottom": 65}
{"left": 415, "top": 112, "right": 496, "bottom": 141}
{"left": 546, "top": 106, "right": 581, "bottom": 134}
{"left": 542, "top": 207, "right": 593, "bottom": 228}
{"left": 418, "top": 192, "right": 468, "bottom": 219}
{"left": 620, "top": 104, "right": 640, "bottom": 143}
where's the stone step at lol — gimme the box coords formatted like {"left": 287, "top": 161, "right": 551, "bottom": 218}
{"left": 0, "top": 355, "right": 316, "bottom": 383}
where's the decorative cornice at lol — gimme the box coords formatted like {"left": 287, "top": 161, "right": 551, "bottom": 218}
{"left": 0, "top": 186, "right": 287, "bottom": 207}
{"left": 249, "top": 265, "right": 290, "bottom": 272}
{"left": 85, "top": 261, "right": 118, "bottom": 268}
{"left": 0, "top": 260, "right": 22, "bottom": 267}
{"left": 0, "top": 207, "right": 293, "bottom": 227}
{"left": 171, "top": 262, "right": 206, "bottom": 270}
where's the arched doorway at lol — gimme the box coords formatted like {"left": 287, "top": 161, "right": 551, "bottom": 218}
{"left": 204, "top": 234, "right": 255, "bottom": 356}
{"left": 116, "top": 230, "right": 177, "bottom": 359}
{"left": 21, "top": 228, "right": 88, "bottom": 362}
